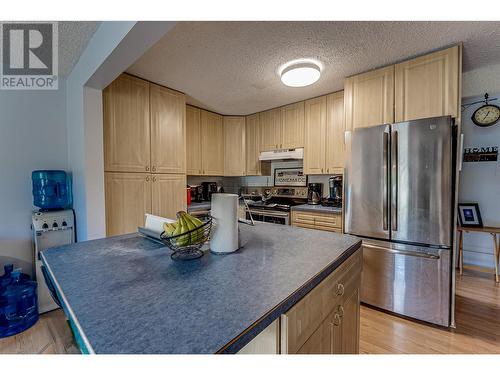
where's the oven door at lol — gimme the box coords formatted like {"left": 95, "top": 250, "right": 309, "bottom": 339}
{"left": 247, "top": 210, "right": 290, "bottom": 225}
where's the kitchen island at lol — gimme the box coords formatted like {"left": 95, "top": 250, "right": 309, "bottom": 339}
{"left": 41, "top": 223, "right": 361, "bottom": 354}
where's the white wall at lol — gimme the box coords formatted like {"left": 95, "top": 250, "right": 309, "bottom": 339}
{"left": 0, "top": 80, "right": 68, "bottom": 274}
{"left": 459, "top": 63, "right": 500, "bottom": 268}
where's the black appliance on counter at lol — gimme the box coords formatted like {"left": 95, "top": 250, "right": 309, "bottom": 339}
{"left": 190, "top": 185, "right": 204, "bottom": 202}
{"left": 307, "top": 183, "right": 323, "bottom": 205}
{"left": 322, "top": 175, "right": 342, "bottom": 207}
{"left": 201, "top": 182, "right": 218, "bottom": 201}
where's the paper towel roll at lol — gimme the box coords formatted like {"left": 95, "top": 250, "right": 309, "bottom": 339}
{"left": 210, "top": 193, "right": 239, "bottom": 254}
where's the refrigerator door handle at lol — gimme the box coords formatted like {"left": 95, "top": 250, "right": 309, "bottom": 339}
{"left": 383, "top": 132, "right": 389, "bottom": 231}
{"left": 363, "top": 243, "right": 440, "bottom": 260}
{"left": 391, "top": 130, "right": 398, "bottom": 232}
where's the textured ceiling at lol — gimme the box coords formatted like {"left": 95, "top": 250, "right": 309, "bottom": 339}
{"left": 58, "top": 21, "right": 100, "bottom": 76}
{"left": 127, "top": 21, "right": 500, "bottom": 115}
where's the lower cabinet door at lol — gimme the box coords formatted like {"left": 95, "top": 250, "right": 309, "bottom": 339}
{"left": 151, "top": 174, "right": 187, "bottom": 220}
{"left": 297, "top": 313, "right": 336, "bottom": 354}
{"left": 105, "top": 172, "right": 152, "bottom": 236}
{"left": 339, "top": 270, "right": 361, "bottom": 354}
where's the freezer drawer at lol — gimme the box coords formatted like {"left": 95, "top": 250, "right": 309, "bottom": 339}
{"left": 361, "top": 239, "right": 450, "bottom": 326}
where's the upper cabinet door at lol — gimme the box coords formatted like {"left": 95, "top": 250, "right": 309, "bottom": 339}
{"left": 344, "top": 66, "right": 394, "bottom": 130}
{"left": 245, "top": 114, "right": 261, "bottom": 176}
{"left": 150, "top": 84, "right": 186, "bottom": 174}
{"left": 325, "top": 91, "right": 345, "bottom": 173}
{"left": 105, "top": 172, "right": 151, "bottom": 236}
{"left": 304, "top": 96, "right": 327, "bottom": 175}
{"left": 395, "top": 46, "right": 459, "bottom": 122}
{"left": 223, "top": 116, "right": 246, "bottom": 176}
{"left": 186, "top": 105, "right": 202, "bottom": 175}
{"left": 201, "top": 110, "right": 224, "bottom": 176}
{"left": 151, "top": 174, "right": 186, "bottom": 219}
{"left": 260, "top": 108, "right": 282, "bottom": 151}
{"left": 103, "top": 74, "right": 150, "bottom": 173}
{"left": 281, "top": 102, "right": 305, "bottom": 149}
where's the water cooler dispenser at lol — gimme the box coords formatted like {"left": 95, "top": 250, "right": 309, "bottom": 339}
{"left": 31, "top": 170, "right": 74, "bottom": 313}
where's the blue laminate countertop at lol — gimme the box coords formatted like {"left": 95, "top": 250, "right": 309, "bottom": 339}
{"left": 41, "top": 223, "right": 360, "bottom": 354}
{"left": 187, "top": 202, "right": 211, "bottom": 212}
{"left": 292, "top": 203, "right": 343, "bottom": 214}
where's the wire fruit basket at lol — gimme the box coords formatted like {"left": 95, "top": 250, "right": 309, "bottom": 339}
{"left": 160, "top": 217, "right": 212, "bottom": 261}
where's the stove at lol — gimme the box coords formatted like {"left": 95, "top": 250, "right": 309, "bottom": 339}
{"left": 241, "top": 186, "right": 308, "bottom": 225}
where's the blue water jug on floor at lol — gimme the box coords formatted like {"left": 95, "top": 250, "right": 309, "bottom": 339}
{"left": 32, "top": 170, "right": 72, "bottom": 211}
{"left": 0, "top": 268, "right": 39, "bottom": 338}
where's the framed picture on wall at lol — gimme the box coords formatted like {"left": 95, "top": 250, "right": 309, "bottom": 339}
{"left": 458, "top": 203, "right": 483, "bottom": 228}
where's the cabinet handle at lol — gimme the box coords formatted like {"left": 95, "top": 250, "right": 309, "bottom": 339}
{"left": 145, "top": 165, "right": 150, "bottom": 171}
{"left": 336, "top": 283, "right": 344, "bottom": 296}
{"left": 146, "top": 176, "right": 150, "bottom": 182}
{"left": 152, "top": 165, "right": 156, "bottom": 172}
{"left": 152, "top": 176, "right": 157, "bottom": 182}
{"left": 337, "top": 305, "right": 344, "bottom": 317}
{"left": 333, "top": 313, "right": 341, "bottom": 326}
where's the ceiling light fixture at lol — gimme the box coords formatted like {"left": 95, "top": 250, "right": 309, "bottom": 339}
{"left": 280, "top": 61, "right": 321, "bottom": 87}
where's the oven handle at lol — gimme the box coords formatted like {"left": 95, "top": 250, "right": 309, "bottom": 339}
{"left": 248, "top": 210, "right": 290, "bottom": 218}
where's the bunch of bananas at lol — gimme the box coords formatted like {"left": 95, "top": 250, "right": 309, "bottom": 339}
{"left": 163, "top": 211, "right": 205, "bottom": 246}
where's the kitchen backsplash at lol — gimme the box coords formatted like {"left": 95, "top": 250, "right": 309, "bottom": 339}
{"left": 188, "top": 160, "right": 339, "bottom": 198}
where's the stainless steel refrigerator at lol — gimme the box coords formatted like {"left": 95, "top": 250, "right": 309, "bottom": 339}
{"left": 345, "top": 116, "right": 455, "bottom": 327}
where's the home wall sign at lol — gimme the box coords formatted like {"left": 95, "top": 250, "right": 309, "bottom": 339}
{"left": 463, "top": 146, "right": 498, "bottom": 162}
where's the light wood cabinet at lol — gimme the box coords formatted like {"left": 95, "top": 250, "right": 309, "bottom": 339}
{"left": 344, "top": 65, "right": 394, "bottom": 130}
{"left": 103, "top": 74, "right": 188, "bottom": 236}
{"left": 325, "top": 92, "right": 345, "bottom": 174}
{"left": 223, "top": 116, "right": 246, "bottom": 176}
{"left": 281, "top": 102, "right": 305, "bottom": 149}
{"left": 150, "top": 84, "right": 186, "bottom": 174}
{"left": 245, "top": 114, "right": 261, "bottom": 176}
{"left": 259, "top": 103, "right": 304, "bottom": 151}
{"left": 105, "top": 172, "right": 151, "bottom": 236}
{"left": 103, "top": 74, "right": 150, "bottom": 173}
{"left": 151, "top": 174, "right": 186, "bottom": 219}
{"left": 304, "top": 96, "right": 327, "bottom": 174}
{"left": 304, "top": 92, "right": 346, "bottom": 175}
{"left": 201, "top": 110, "right": 224, "bottom": 176}
{"left": 395, "top": 45, "right": 460, "bottom": 122}
{"left": 259, "top": 108, "right": 282, "bottom": 151}
{"left": 186, "top": 105, "right": 202, "bottom": 175}
{"left": 281, "top": 249, "right": 362, "bottom": 354}
{"left": 291, "top": 211, "right": 342, "bottom": 233}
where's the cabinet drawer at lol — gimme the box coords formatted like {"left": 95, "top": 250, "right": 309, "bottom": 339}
{"left": 281, "top": 248, "right": 362, "bottom": 353}
{"left": 292, "top": 211, "right": 342, "bottom": 231}
{"left": 292, "top": 212, "right": 316, "bottom": 224}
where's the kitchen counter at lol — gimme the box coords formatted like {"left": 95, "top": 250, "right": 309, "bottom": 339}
{"left": 41, "top": 223, "right": 360, "bottom": 354}
{"left": 187, "top": 201, "right": 211, "bottom": 212}
{"left": 292, "top": 203, "right": 342, "bottom": 214}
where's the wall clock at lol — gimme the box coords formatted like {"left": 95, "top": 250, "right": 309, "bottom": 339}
{"left": 471, "top": 93, "right": 500, "bottom": 127}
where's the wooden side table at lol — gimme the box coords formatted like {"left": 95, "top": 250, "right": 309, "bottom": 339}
{"left": 457, "top": 226, "right": 500, "bottom": 283}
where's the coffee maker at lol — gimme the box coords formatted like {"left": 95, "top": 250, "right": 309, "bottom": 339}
{"left": 322, "top": 175, "right": 342, "bottom": 207}
{"left": 201, "top": 182, "right": 218, "bottom": 201}
{"left": 307, "top": 183, "right": 323, "bottom": 205}
{"left": 190, "top": 185, "right": 204, "bottom": 202}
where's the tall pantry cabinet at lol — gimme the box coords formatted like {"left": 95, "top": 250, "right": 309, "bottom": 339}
{"left": 103, "top": 74, "right": 187, "bottom": 236}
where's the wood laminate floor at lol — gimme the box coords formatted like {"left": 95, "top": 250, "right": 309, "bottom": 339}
{"left": 0, "top": 309, "right": 79, "bottom": 354}
{"left": 360, "top": 268, "right": 500, "bottom": 354}
{"left": 1, "top": 269, "right": 498, "bottom": 354}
